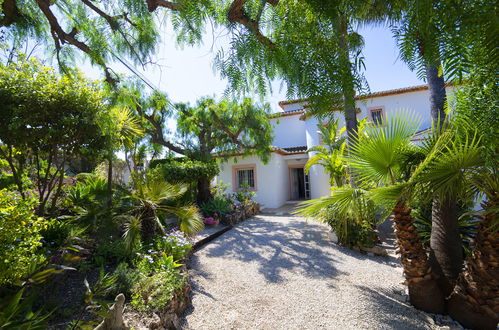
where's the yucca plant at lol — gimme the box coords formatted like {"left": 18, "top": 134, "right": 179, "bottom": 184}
{"left": 124, "top": 178, "right": 203, "bottom": 243}
{"left": 348, "top": 112, "right": 446, "bottom": 313}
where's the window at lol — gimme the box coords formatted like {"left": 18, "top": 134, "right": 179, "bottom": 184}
{"left": 369, "top": 107, "right": 385, "bottom": 126}
{"left": 232, "top": 165, "right": 257, "bottom": 191}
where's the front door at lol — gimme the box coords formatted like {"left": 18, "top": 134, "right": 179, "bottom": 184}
{"left": 290, "top": 167, "right": 310, "bottom": 200}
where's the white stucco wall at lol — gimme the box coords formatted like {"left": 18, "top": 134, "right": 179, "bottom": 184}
{"left": 355, "top": 87, "right": 454, "bottom": 130}
{"left": 270, "top": 114, "right": 307, "bottom": 148}
{"left": 216, "top": 153, "right": 289, "bottom": 209}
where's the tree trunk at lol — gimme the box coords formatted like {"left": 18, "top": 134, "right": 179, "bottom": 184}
{"left": 429, "top": 196, "right": 464, "bottom": 295}
{"left": 426, "top": 62, "right": 464, "bottom": 295}
{"left": 107, "top": 154, "right": 113, "bottom": 208}
{"left": 337, "top": 15, "right": 358, "bottom": 147}
{"left": 426, "top": 64, "right": 446, "bottom": 129}
{"left": 196, "top": 176, "right": 212, "bottom": 204}
{"left": 447, "top": 195, "right": 499, "bottom": 330}
{"left": 392, "top": 202, "right": 446, "bottom": 314}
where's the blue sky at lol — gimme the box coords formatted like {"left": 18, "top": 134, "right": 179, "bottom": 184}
{"left": 81, "top": 23, "right": 424, "bottom": 113}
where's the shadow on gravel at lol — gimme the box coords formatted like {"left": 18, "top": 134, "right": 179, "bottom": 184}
{"left": 198, "top": 215, "right": 345, "bottom": 283}
{"left": 354, "top": 285, "right": 430, "bottom": 330}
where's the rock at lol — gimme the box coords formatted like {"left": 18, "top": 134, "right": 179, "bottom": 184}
{"left": 367, "top": 252, "right": 375, "bottom": 257}
{"left": 360, "top": 245, "right": 388, "bottom": 256}
{"left": 327, "top": 231, "right": 339, "bottom": 244}
{"left": 94, "top": 293, "right": 128, "bottom": 330}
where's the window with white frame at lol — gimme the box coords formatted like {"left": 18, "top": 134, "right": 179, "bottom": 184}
{"left": 369, "top": 107, "right": 385, "bottom": 126}
{"left": 235, "top": 168, "right": 255, "bottom": 190}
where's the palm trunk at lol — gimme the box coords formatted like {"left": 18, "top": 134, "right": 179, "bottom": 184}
{"left": 426, "top": 64, "right": 446, "bottom": 129}
{"left": 337, "top": 15, "right": 358, "bottom": 147}
{"left": 392, "top": 202, "right": 445, "bottom": 313}
{"left": 426, "top": 63, "right": 464, "bottom": 295}
{"left": 337, "top": 15, "right": 358, "bottom": 188}
{"left": 429, "top": 196, "right": 463, "bottom": 295}
{"left": 447, "top": 195, "right": 499, "bottom": 330}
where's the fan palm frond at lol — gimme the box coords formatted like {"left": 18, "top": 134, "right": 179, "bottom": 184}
{"left": 162, "top": 204, "right": 204, "bottom": 235}
{"left": 349, "top": 111, "right": 422, "bottom": 185}
{"left": 411, "top": 130, "right": 485, "bottom": 199}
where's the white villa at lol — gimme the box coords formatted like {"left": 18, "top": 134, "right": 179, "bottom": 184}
{"left": 215, "top": 85, "right": 453, "bottom": 209}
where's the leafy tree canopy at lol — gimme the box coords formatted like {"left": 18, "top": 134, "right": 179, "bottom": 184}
{"left": 0, "top": 56, "right": 109, "bottom": 212}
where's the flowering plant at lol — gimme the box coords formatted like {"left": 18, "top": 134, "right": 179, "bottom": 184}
{"left": 154, "top": 228, "right": 193, "bottom": 261}
{"left": 203, "top": 217, "right": 219, "bottom": 225}
{"left": 231, "top": 201, "right": 243, "bottom": 210}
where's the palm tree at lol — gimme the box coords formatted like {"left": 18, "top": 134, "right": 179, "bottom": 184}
{"left": 392, "top": 1, "right": 498, "bottom": 295}
{"left": 125, "top": 178, "right": 204, "bottom": 243}
{"left": 348, "top": 112, "right": 446, "bottom": 313}
{"left": 447, "top": 170, "right": 498, "bottom": 330}
{"left": 305, "top": 119, "right": 347, "bottom": 187}
{"left": 408, "top": 113, "right": 498, "bottom": 328}
{"left": 99, "top": 106, "right": 143, "bottom": 207}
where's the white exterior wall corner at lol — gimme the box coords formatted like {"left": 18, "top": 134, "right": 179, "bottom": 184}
{"left": 216, "top": 153, "right": 289, "bottom": 209}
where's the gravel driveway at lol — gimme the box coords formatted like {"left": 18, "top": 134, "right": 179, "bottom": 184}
{"left": 181, "top": 214, "right": 433, "bottom": 330}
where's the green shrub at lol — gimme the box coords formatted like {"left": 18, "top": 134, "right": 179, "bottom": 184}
{"left": 199, "top": 198, "right": 231, "bottom": 217}
{"left": 93, "top": 240, "right": 129, "bottom": 265}
{"left": 0, "top": 189, "right": 48, "bottom": 286}
{"left": 233, "top": 185, "right": 256, "bottom": 205}
{"left": 109, "top": 262, "right": 139, "bottom": 297}
{"left": 131, "top": 269, "right": 185, "bottom": 312}
{"left": 149, "top": 158, "right": 219, "bottom": 182}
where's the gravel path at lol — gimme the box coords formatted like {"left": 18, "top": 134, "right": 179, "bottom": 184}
{"left": 181, "top": 215, "right": 433, "bottom": 330}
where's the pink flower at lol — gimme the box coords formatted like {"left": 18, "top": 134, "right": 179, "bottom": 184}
{"left": 213, "top": 213, "right": 218, "bottom": 217}
{"left": 203, "top": 217, "right": 218, "bottom": 225}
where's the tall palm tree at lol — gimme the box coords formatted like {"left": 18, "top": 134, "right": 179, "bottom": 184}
{"left": 348, "top": 112, "right": 446, "bottom": 313}
{"left": 392, "top": 0, "right": 498, "bottom": 295}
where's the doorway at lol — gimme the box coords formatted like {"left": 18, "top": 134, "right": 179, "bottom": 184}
{"left": 289, "top": 167, "right": 310, "bottom": 200}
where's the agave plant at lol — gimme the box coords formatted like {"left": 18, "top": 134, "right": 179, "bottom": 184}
{"left": 125, "top": 178, "right": 203, "bottom": 243}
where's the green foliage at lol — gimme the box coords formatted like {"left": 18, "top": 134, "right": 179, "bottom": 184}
{"left": 233, "top": 186, "right": 256, "bottom": 205}
{"left": 199, "top": 198, "right": 231, "bottom": 218}
{"left": 412, "top": 198, "right": 478, "bottom": 256}
{"left": 109, "top": 263, "right": 139, "bottom": 298}
{"left": 93, "top": 241, "right": 129, "bottom": 266}
{"left": 154, "top": 230, "right": 193, "bottom": 261}
{"left": 65, "top": 176, "right": 113, "bottom": 230}
{"left": 0, "top": 57, "right": 108, "bottom": 212}
{"left": 150, "top": 158, "right": 219, "bottom": 183}
{"left": 305, "top": 119, "right": 347, "bottom": 187}
{"left": 124, "top": 176, "right": 203, "bottom": 238}
{"left": 131, "top": 254, "right": 184, "bottom": 312}
{"left": 0, "top": 189, "right": 48, "bottom": 286}
{"left": 0, "top": 288, "right": 51, "bottom": 329}
{"left": 296, "top": 187, "right": 382, "bottom": 247}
